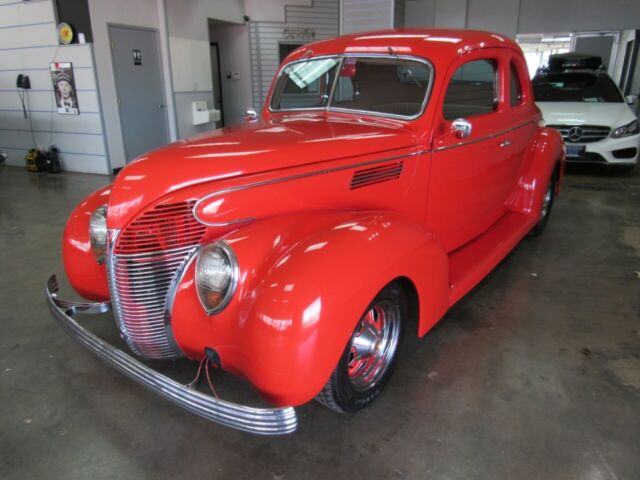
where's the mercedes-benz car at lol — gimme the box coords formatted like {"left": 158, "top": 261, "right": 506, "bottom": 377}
{"left": 47, "top": 29, "right": 564, "bottom": 435}
{"left": 533, "top": 54, "right": 638, "bottom": 172}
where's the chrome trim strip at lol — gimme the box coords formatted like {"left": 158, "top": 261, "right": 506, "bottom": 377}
{"left": 434, "top": 120, "right": 535, "bottom": 152}
{"left": 46, "top": 275, "right": 297, "bottom": 435}
{"left": 164, "top": 246, "right": 199, "bottom": 343}
{"left": 193, "top": 149, "right": 429, "bottom": 227}
{"left": 106, "top": 229, "right": 130, "bottom": 349}
{"left": 268, "top": 53, "right": 435, "bottom": 121}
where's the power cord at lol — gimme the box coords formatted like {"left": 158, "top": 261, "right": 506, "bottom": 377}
{"left": 17, "top": 88, "right": 37, "bottom": 148}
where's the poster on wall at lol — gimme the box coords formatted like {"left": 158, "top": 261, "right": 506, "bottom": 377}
{"left": 50, "top": 62, "right": 79, "bottom": 115}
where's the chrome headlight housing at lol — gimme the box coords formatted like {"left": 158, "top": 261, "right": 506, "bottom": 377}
{"left": 195, "top": 242, "right": 238, "bottom": 314}
{"left": 611, "top": 120, "right": 639, "bottom": 139}
{"left": 89, "top": 204, "right": 108, "bottom": 263}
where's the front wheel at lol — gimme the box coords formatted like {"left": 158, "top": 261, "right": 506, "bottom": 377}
{"left": 529, "top": 168, "right": 558, "bottom": 236}
{"left": 315, "top": 282, "right": 406, "bottom": 413}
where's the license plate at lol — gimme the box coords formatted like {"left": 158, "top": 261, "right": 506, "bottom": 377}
{"left": 566, "top": 145, "right": 585, "bottom": 158}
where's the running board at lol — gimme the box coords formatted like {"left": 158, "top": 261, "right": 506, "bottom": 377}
{"left": 448, "top": 211, "right": 534, "bottom": 305}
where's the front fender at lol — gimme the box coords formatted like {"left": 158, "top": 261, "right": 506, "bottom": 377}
{"left": 171, "top": 210, "right": 449, "bottom": 406}
{"left": 63, "top": 185, "right": 111, "bottom": 300}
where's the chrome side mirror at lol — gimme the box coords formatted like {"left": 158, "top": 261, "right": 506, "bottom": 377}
{"left": 625, "top": 94, "right": 637, "bottom": 105}
{"left": 451, "top": 118, "right": 472, "bottom": 139}
{"left": 245, "top": 108, "right": 258, "bottom": 122}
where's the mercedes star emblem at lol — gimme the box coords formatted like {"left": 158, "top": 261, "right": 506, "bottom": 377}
{"left": 567, "top": 126, "right": 584, "bottom": 142}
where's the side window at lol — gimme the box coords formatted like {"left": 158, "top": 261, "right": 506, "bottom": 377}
{"left": 443, "top": 59, "right": 497, "bottom": 120}
{"left": 510, "top": 62, "right": 523, "bottom": 107}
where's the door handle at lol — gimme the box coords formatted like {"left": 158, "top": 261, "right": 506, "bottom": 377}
{"left": 158, "top": 104, "right": 166, "bottom": 109}
{"left": 500, "top": 140, "right": 512, "bottom": 147}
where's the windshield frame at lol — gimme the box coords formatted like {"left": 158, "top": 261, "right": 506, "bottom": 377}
{"left": 268, "top": 53, "right": 435, "bottom": 121}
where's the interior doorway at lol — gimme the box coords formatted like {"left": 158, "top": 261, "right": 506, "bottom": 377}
{"left": 572, "top": 32, "right": 618, "bottom": 72}
{"left": 108, "top": 25, "right": 169, "bottom": 163}
{"left": 210, "top": 42, "right": 224, "bottom": 128}
{"left": 208, "top": 19, "right": 252, "bottom": 127}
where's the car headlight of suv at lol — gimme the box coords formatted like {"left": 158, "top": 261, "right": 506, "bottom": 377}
{"left": 195, "top": 242, "right": 238, "bottom": 314}
{"left": 89, "top": 204, "right": 108, "bottom": 263}
{"left": 611, "top": 120, "right": 639, "bottom": 139}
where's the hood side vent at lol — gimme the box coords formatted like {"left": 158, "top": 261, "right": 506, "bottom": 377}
{"left": 350, "top": 161, "right": 405, "bottom": 190}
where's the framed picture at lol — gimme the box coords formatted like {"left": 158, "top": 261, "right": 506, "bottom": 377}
{"left": 50, "top": 62, "right": 79, "bottom": 115}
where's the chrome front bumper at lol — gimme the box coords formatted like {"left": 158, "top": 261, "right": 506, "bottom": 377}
{"left": 46, "top": 275, "right": 298, "bottom": 435}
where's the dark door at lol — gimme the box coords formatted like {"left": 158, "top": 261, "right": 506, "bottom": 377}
{"left": 109, "top": 25, "right": 169, "bottom": 162}
{"left": 210, "top": 42, "right": 224, "bottom": 127}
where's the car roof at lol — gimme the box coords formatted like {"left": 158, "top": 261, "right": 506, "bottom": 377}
{"left": 284, "top": 29, "right": 522, "bottom": 67}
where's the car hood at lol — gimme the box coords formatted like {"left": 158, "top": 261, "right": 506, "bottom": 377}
{"left": 537, "top": 101, "right": 636, "bottom": 128}
{"left": 107, "top": 113, "right": 417, "bottom": 228}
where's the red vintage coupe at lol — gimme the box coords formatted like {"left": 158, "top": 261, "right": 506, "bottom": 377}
{"left": 47, "top": 29, "right": 564, "bottom": 435}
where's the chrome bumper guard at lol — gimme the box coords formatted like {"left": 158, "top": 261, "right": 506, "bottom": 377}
{"left": 46, "top": 275, "right": 298, "bottom": 435}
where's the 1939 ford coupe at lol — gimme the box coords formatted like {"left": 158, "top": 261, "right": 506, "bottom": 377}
{"left": 47, "top": 29, "right": 564, "bottom": 435}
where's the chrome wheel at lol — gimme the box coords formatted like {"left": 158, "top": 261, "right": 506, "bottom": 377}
{"left": 315, "top": 282, "right": 407, "bottom": 413}
{"left": 530, "top": 169, "right": 558, "bottom": 237}
{"left": 540, "top": 180, "right": 553, "bottom": 221}
{"left": 347, "top": 299, "right": 401, "bottom": 392}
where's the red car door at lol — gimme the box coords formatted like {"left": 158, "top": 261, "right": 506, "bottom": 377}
{"left": 426, "top": 48, "right": 526, "bottom": 253}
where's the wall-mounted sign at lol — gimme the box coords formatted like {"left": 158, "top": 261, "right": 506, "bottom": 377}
{"left": 283, "top": 28, "right": 316, "bottom": 40}
{"left": 57, "top": 22, "right": 74, "bottom": 45}
{"left": 133, "top": 49, "right": 142, "bottom": 66}
{"left": 50, "top": 62, "right": 79, "bottom": 115}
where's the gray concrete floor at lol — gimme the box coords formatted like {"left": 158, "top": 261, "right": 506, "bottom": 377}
{"left": 0, "top": 164, "right": 639, "bottom": 480}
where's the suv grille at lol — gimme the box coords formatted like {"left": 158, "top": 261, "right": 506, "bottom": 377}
{"left": 547, "top": 124, "right": 611, "bottom": 143}
{"left": 108, "top": 201, "right": 206, "bottom": 359}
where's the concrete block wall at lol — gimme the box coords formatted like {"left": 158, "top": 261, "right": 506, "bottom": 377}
{"left": 0, "top": 0, "right": 110, "bottom": 174}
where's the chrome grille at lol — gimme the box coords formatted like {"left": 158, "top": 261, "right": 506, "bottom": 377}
{"left": 547, "top": 124, "right": 611, "bottom": 143}
{"left": 107, "top": 201, "right": 206, "bottom": 360}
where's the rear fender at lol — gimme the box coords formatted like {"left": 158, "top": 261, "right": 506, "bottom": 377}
{"left": 63, "top": 185, "right": 111, "bottom": 300}
{"left": 172, "top": 210, "right": 449, "bottom": 406}
{"left": 509, "top": 127, "right": 564, "bottom": 216}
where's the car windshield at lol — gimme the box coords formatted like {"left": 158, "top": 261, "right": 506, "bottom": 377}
{"left": 270, "top": 56, "right": 432, "bottom": 118}
{"left": 532, "top": 72, "right": 623, "bottom": 103}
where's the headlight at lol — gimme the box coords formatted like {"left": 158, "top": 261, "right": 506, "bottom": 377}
{"left": 89, "top": 204, "right": 108, "bottom": 263}
{"left": 611, "top": 120, "right": 639, "bottom": 138}
{"left": 195, "top": 242, "right": 238, "bottom": 314}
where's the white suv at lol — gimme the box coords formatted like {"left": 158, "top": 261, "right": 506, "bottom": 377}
{"left": 533, "top": 60, "right": 638, "bottom": 173}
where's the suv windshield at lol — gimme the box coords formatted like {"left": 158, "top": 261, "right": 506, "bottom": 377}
{"left": 533, "top": 72, "right": 623, "bottom": 103}
{"left": 270, "top": 56, "right": 432, "bottom": 118}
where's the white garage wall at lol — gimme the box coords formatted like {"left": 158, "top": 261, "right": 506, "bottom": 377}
{"left": 245, "top": 0, "right": 312, "bottom": 22}
{"left": 342, "top": 0, "right": 395, "bottom": 34}
{"left": 404, "top": 0, "right": 640, "bottom": 36}
{"left": 432, "top": 0, "right": 466, "bottom": 29}
{"left": 518, "top": 0, "right": 640, "bottom": 34}
{"left": 0, "top": 0, "right": 110, "bottom": 174}
{"left": 249, "top": 0, "right": 340, "bottom": 110}
{"left": 404, "top": 0, "right": 435, "bottom": 28}
{"left": 165, "top": 0, "right": 245, "bottom": 139}
{"left": 467, "top": 0, "right": 519, "bottom": 38}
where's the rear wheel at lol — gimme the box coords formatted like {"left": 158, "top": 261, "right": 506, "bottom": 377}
{"left": 530, "top": 169, "right": 558, "bottom": 236}
{"left": 315, "top": 282, "right": 406, "bottom": 413}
